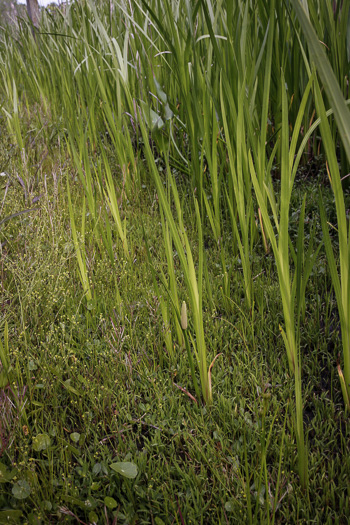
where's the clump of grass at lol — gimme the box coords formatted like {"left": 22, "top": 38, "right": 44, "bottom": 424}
{"left": 0, "top": 1, "right": 350, "bottom": 523}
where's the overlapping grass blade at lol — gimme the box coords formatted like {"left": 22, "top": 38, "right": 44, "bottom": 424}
{"left": 314, "top": 74, "right": 350, "bottom": 409}
{"left": 290, "top": 0, "right": 350, "bottom": 161}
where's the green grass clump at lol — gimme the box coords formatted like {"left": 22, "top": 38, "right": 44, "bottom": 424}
{"left": 0, "top": 1, "right": 350, "bottom": 523}
{"left": 0, "top": 124, "right": 348, "bottom": 524}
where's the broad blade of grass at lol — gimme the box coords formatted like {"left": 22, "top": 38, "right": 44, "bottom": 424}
{"left": 290, "top": 0, "right": 350, "bottom": 162}
{"left": 314, "top": 74, "right": 350, "bottom": 408}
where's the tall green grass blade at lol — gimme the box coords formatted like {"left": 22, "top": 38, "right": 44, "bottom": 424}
{"left": 290, "top": 0, "right": 350, "bottom": 162}
{"left": 314, "top": 74, "right": 350, "bottom": 407}
{"left": 250, "top": 71, "right": 311, "bottom": 489}
{"left": 0, "top": 322, "right": 10, "bottom": 388}
{"left": 138, "top": 107, "right": 211, "bottom": 404}
{"left": 67, "top": 179, "right": 92, "bottom": 303}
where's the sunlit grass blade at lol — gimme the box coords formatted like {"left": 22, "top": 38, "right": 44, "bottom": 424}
{"left": 67, "top": 179, "right": 92, "bottom": 303}
{"left": 138, "top": 106, "right": 211, "bottom": 404}
{"left": 100, "top": 149, "right": 129, "bottom": 261}
{"left": 221, "top": 77, "right": 253, "bottom": 309}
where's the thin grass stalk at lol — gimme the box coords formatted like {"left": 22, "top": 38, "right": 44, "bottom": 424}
{"left": 258, "top": 0, "right": 275, "bottom": 188}
{"left": 0, "top": 322, "right": 10, "bottom": 388}
{"left": 67, "top": 181, "right": 92, "bottom": 303}
{"left": 203, "top": 101, "right": 221, "bottom": 243}
{"left": 138, "top": 108, "right": 212, "bottom": 404}
{"left": 221, "top": 78, "right": 253, "bottom": 310}
{"left": 315, "top": 76, "right": 350, "bottom": 409}
{"left": 99, "top": 148, "right": 129, "bottom": 261}
{"left": 250, "top": 73, "right": 314, "bottom": 489}
{"left": 162, "top": 210, "right": 183, "bottom": 348}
